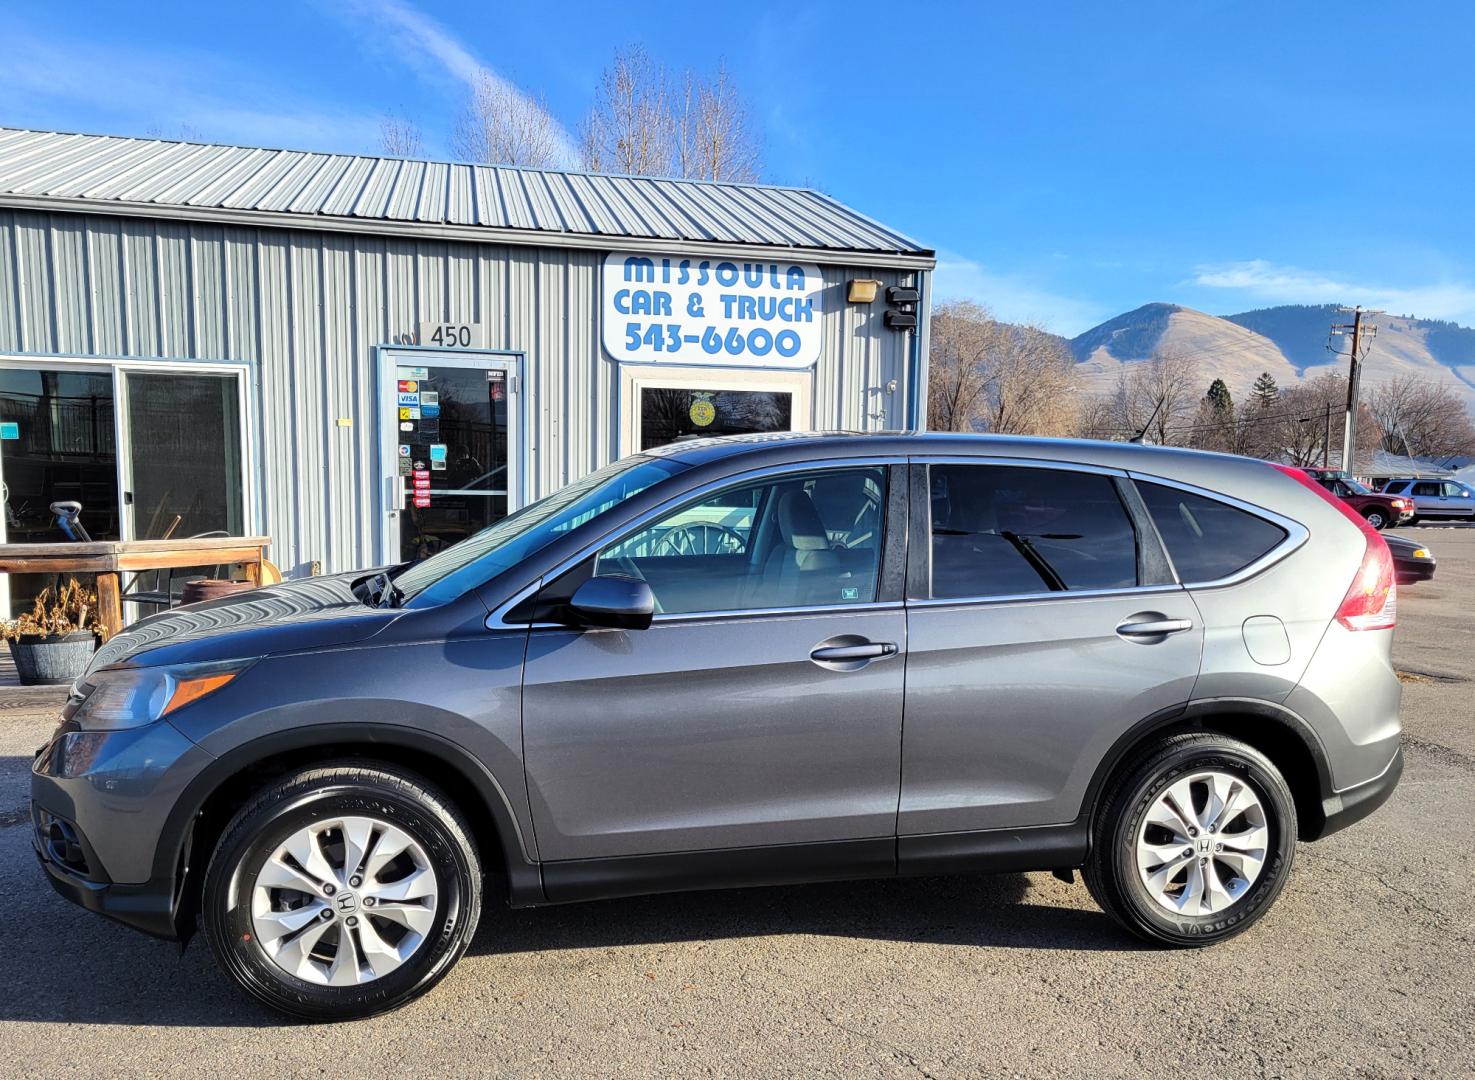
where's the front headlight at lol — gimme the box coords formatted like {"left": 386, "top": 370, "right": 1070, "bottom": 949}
{"left": 70, "top": 660, "right": 252, "bottom": 731}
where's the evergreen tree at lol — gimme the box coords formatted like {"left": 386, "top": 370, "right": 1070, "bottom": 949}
{"left": 1204, "top": 378, "right": 1233, "bottom": 416}
{"left": 1251, "top": 371, "right": 1279, "bottom": 409}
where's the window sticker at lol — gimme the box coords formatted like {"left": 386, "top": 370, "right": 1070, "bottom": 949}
{"left": 429, "top": 443, "right": 447, "bottom": 462}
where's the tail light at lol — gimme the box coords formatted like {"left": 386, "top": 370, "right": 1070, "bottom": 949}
{"left": 1272, "top": 465, "right": 1397, "bottom": 631}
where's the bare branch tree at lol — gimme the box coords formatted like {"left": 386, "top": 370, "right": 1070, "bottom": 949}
{"left": 580, "top": 46, "right": 672, "bottom": 176}
{"left": 379, "top": 114, "right": 425, "bottom": 158}
{"left": 927, "top": 301, "right": 996, "bottom": 432}
{"left": 1367, "top": 375, "right": 1475, "bottom": 460}
{"left": 1098, "top": 350, "right": 1200, "bottom": 445}
{"left": 674, "top": 61, "right": 761, "bottom": 182}
{"left": 926, "top": 301, "right": 1080, "bottom": 435}
{"left": 453, "top": 69, "right": 565, "bottom": 167}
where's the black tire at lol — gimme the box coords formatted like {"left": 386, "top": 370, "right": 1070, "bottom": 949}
{"left": 1084, "top": 733, "right": 1296, "bottom": 947}
{"left": 1363, "top": 509, "right": 1387, "bottom": 530}
{"left": 202, "top": 762, "right": 481, "bottom": 1021}
{"left": 1405, "top": 515, "right": 1419, "bottom": 525}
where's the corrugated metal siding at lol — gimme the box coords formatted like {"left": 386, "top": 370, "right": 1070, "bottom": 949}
{"left": 0, "top": 209, "right": 918, "bottom": 576}
{"left": 0, "top": 128, "right": 930, "bottom": 259}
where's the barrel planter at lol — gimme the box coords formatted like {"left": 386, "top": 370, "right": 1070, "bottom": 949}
{"left": 10, "top": 631, "right": 97, "bottom": 686}
{"left": 179, "top": 579, "right": 257, "bottom": 606}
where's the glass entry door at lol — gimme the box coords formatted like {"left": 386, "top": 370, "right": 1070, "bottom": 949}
{"left": 380, "top": 351, "right": 519, "bottom": 565}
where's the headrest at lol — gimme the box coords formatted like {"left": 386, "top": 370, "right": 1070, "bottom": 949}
{"left": 775, "top": 489, "right": 830, "bottom": 551}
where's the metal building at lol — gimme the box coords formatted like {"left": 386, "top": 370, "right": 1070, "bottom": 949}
{"left": 0, "top": 127, "right": 933, "bottom": 608}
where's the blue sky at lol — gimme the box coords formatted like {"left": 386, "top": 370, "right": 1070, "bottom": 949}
{"left": 4, "top": 0, "right": 1472, "bottom": 337}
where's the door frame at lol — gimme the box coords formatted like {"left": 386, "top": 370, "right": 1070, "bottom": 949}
{"left": 374, "top": 346, "right": 525, "bottom": 566}
{"left": 617, "top": 363, "right": 813, "bottom": 457}
{"left": 0, "top": 353, "right": 255, "bottom": 614}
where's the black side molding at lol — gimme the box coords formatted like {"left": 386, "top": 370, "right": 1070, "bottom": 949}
{"left": 898, "top": 821, "right": 1088, "bottom": 877}
{"left": 541, "top": 838, "right": 895, "bottom": 904}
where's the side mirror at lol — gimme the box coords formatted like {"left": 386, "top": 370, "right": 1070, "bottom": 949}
{"left": 568, "top": 576, "right": 655, "bottom": 631}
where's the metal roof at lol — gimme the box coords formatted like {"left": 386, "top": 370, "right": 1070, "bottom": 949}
{"left": 0, "top": 127, "right": 933, "bottom": 267}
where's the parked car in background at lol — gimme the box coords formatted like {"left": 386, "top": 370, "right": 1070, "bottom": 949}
{"left": 1383, "top": 533, "right": 1437, "bottom": 584}
{"left": 1301, "top": 468, "right": 1410, "bottom": 529}
{"left": 1378, "top": 478, "right": 1475, "bottom": 522}
{"left": 33, "top": 434, "right": 1404, "bottom": 1020}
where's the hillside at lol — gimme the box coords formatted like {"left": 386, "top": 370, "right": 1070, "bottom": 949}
{"left": 1069, "top": 303, "right": 1475, "bottom": 406}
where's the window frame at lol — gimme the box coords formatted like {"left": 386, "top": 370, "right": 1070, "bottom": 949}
{"left": 904, "top": 456, "right": 1308, "bottom": 606}
{"left": 907, "top": 456, "right": 1174, "bottom": 606}
{"left": 1125, "top": 471, "right": 1308, "bottom": 588}
{"left": 499, "top": 457, "right": 910, "bottom": 628}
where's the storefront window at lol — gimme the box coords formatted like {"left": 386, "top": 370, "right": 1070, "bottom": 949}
{"left": 640, "top": 388, "right": 793, "bottom": 450}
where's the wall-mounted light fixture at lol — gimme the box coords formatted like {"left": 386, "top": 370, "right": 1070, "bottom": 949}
{"left": 847, "top": 278, "right": 881, "bottom": 304}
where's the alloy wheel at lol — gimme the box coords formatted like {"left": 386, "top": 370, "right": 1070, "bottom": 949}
{"left": 249, "top": 815, "right": 440, "bottom": 986}
{"left": 1135, "top": 770, "right": 1269, "bottom": 916}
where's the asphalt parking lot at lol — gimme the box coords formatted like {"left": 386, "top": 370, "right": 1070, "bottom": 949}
{"left": 1, "top": 527, "right": 1471, "bottom": 1078}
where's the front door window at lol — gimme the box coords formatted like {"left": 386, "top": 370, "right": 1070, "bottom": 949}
{"left": 639, "top": 387, "right": 792, "bottom": 450}
{"left": 594, "top": 467, "right": 885, "bottom": 614}
{"left": 124, "top": 371, "right": 243, "bottom": 539}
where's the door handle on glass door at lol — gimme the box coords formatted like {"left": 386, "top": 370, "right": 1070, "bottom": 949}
{"left": 809, "top": 642, "right": 898, "bottom": 662}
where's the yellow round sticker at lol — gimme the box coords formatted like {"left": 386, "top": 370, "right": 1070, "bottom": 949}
{"left": 689, "top": 399, "right": 716, "bottom": 427}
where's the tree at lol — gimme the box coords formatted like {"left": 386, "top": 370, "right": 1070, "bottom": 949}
{"left": 580, "top": 46, "right": 673, "bottom": 176}
{"left": 926, "top": 301, "right": 995, "bottom": 432}
{"left": 1366, "top": 375, "right": 1475, "bottom": 460}
{"left": 925, "top": 301, "right": 1080, "bottom": 435}
{"left": 673, "top": 62, "right": 761, "bottom": 182}
{"left": 379, "top": 114, "right": 424, "bottom": 158}
{"left": 452, "top": 69, "right": 566, "bottom": 167}
{"left": 1250, "top": 371, "right": 1279, "bottom": 410}
{"left": 1101, "top": 350, "right": 1200, "bottom": 445}
{"left": 1191, "top": 378, "right": 1237, "bottom": 452}
{"left": 581, "top": 47, "right": 763, "bottom": 180}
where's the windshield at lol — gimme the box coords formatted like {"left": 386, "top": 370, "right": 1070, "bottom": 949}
{"left": 395, "top": 455, "right": 689, "bottom": 607}
{"left": 1343, "top": 479, "right": 1373, "bottom": 495}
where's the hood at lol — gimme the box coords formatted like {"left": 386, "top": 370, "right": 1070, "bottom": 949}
{"left": 89, "top": 572, "right": 399, "bottom": 670}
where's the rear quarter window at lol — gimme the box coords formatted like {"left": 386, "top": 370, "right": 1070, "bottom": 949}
{"left": 1135, "top": 480, "right": 1287, "bottom": 583}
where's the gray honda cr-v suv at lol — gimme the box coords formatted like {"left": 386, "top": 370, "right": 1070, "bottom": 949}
{"left": 32, "top": 433, "right": 1403, "bottom": 1020}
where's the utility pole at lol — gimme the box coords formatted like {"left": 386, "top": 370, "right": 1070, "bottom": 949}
{"left": 1329, "top": 306, "right": 1380, "bottom": 473}
{"left": 1323, "top": 401, "right": 1332, "bottom": 467}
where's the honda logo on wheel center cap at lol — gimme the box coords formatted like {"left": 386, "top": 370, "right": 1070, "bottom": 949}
{"left": 335, "top": 891, "right": 359, "bottom": 914}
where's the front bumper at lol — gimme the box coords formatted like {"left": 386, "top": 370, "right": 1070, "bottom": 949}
{"left": 1310, "top": 745, "right": 1404, "bottom": 841}
{"left": 30, "top": 719, "right": 213, "bottom": 941}
{"left": 1394, "top": 558, "right": 1436, "bottom": 583}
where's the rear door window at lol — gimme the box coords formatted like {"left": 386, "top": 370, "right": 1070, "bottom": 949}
{"left": 1413, "top": 481, "right": 1442, "bottom": 497}
{"left": 1135, "top": 481, "right": 1287, "bottom": 583}
{"left": 927, "top": 464, "right": 1139, "bottom": 599}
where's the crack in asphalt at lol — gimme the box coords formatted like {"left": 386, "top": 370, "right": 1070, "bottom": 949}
{"left": 1299, "top": 847, "right": 1470, "bottom": 934}
{"left": 0, "top": 804, "right": 29, "bottom": 828}
{"left": 1402, "top": 733, "right": 1475, "bottom": 774}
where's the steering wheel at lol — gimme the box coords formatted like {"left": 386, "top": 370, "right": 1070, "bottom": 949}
{"left": 650, "top": 522, "right": 747, "bottom": 557}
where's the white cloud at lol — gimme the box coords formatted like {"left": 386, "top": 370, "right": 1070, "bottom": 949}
{"left": 932, "top": 251, "right": 1110, "bottom": 337}
{"left": 329, "top": 0, "right": 580, "bottom": 166}
{"left": 1192, "top": 259, "right": 1475, "bottom": 324}
{"left": 0, "top": 33, "right": 382, "bottom": 152}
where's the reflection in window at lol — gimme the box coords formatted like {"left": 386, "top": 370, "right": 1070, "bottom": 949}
{"left": 596, "top": 468, "right": 886, "bottom": 615}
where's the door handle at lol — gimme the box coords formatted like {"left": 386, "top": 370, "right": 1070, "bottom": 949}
{"left": 1116, "top": 617, "right": 1194, "bottom": 638}
{"left": 810, "top": 642, "right": 898, "bottom": 662}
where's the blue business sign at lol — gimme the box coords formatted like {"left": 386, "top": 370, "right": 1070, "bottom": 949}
{"left": 601, "top": 252, "right": 824, "bottom": 369}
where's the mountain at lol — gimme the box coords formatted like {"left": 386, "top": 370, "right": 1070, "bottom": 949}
{"left": 1068, "top": 303, "right": 1475, "bottom": 407}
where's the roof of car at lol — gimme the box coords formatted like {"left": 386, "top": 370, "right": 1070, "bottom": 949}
{"left": 646, "top": 430, "right": 1278, "bottom": 477}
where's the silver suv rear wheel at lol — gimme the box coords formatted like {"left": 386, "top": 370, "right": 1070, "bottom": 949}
{"left": 1085, "top": 733, "right": 1296, "bottom": 946}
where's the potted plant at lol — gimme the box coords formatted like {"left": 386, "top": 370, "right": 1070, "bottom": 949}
{"left": 2, "top": 579, "right": 108, "bottom": 686}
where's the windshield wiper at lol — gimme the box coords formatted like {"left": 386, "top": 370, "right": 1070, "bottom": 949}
{"left": 999, "top": 530, "right": 1068, "bottom": 592}
{"left": 364, "top": 570, "right": 405, "bottom": 609}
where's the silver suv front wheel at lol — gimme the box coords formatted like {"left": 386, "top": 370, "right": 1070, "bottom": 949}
{"left": 204, "top": 763, "right": 481, "bottom": 1020}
